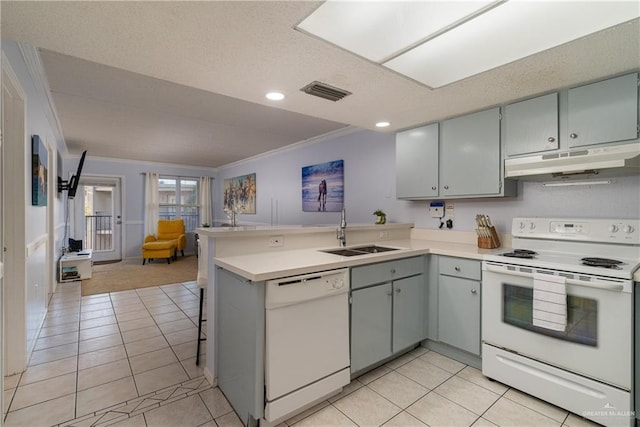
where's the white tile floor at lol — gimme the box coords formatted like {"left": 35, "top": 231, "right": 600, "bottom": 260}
{"left": 3, "top": 280, "right": 601, "bottom": 427}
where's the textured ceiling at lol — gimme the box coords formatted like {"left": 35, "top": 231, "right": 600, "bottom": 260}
{"left": 2, "top": 1, "right": 639, "bottom": 168}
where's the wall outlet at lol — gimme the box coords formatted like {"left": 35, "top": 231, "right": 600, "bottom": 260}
{"left": 268, "top": 235, "right": 284, "bottom": 247}
{"left": 445, "top": 201, "right": 455, "bottom": 219}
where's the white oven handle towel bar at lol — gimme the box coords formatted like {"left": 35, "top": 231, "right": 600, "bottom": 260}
{"left": 484, "top": 263, "right": 627, "bottom": 292}
{"left": 532, "top": 273, "right": 567, "bottom": 331}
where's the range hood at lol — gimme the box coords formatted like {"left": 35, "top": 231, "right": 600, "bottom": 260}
{"left": 505, "top": 143, "right": 640, "bottom": 180}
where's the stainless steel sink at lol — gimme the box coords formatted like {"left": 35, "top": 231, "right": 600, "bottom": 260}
{"left": 321, "top": 245, "right": 400, "bottom": 257}
{"left": 351, "top": 245, "right": 399, "bottom": 254}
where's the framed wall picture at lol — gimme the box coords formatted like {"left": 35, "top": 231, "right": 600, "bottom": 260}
{"left": 32, "top": 135, "right": 48, "bottom": 206}
{"left": 223, "top": 173, "right": 256, "bottom": 214}
{"left": 302, "top": 160, "right": 344, "bottom": 212}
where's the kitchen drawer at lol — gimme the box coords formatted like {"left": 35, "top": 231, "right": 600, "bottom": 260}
{"left": 351, "top": 256, "right": 423, "bottom": 290}
{"left": 438, "top": 256, "right": 481, "bottom": 281}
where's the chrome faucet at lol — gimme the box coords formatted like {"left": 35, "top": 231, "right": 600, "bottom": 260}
{"left": 337, "top": 207, "right": 347, "bottom": 247}
{"left": 224, "top": 204, "right": 238, "bottom": 227}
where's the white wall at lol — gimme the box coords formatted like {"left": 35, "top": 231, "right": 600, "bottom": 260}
{"left": 75, "top": 157, "right": 216, "bottom": 258}
{"left": 2, "top": 40, "right": 67, "bottom": 365}
{"left": 218, "top": 128, "right": 640, "bottom": 234}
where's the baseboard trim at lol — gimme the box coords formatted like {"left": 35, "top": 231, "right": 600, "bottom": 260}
{"left": 203, "top": 367, "right": 217, "bottom": 387}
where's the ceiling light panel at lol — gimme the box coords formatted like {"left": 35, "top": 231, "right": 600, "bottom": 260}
{"left": 384, "top": 1, "right": 640, "bottom": 88}
{"left": 297, "top": 0, "right": 495, "bottom": 63}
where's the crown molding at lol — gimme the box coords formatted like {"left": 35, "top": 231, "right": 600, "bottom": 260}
{"left": 218, "top": 125, "right": 360, "bottom": 170}
{"left": 17, "top": 42, "right": 67, "bottom": 155}
{"left": 66, "top": 152, "right": 218, "bottom": 173}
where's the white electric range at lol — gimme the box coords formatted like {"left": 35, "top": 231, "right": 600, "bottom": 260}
{"left": 482, "top": 218, "right": 640, "bottom": 427}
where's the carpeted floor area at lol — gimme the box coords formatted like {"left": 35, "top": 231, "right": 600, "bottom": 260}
{"left": 81, "top": 255, "right": 198, "bottom": 296}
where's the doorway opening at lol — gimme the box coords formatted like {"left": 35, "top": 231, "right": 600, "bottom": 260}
{"left": 74, "top": 176, "right": 123, "bottom": 263}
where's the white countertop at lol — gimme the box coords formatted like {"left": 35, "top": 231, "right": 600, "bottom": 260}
{"left": 214, "top": 238, "right": 505, "bottom": 282}
{"left": 197, "top": 222, "right": 414, "bottom": 237}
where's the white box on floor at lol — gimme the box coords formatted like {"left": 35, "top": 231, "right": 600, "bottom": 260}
{"left": 59, "top": 250, "right": 93, "bottom": 282}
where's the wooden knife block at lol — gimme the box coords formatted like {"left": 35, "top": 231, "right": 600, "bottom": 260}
{"left": 477, "top": 226, "right": 501, "bottom": 249}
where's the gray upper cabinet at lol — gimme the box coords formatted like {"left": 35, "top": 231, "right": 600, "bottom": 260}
{"left": 396, "top": 108, "right": 514, "bottom": 200}
{"left": 396, "top": 123, "right": 439, "bottom": 199}
{"left": 505, "top": 93, "right": 559, "bottom": 156}
{"left": 568, "top": 73, "right": 639, "bottom": 148}
{"left": 440, "top": 108, "right": 502, "bottom": 197}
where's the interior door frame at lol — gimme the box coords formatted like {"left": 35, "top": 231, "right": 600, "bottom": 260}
{"left": 2, "top": 52, "right": 28, "bottom": 376}
{"left": 74, "top": 174, "right": 125, "bottom": 263}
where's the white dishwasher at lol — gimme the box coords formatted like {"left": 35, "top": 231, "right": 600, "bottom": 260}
{"left": 264, "top": 268, "right": 350, "bottom": 423}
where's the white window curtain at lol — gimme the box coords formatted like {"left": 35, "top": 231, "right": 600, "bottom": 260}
{"left": 144, "top": 172, "right": 159, "bottom": 237}
{"left": 199, "top": 176, "right": 212, "bottom": 226}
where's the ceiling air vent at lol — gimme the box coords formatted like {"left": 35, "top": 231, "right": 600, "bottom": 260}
{"left": 300, "top": 81, "right": 351, "bottom": 102}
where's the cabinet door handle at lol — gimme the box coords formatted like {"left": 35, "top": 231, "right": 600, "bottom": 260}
{"left": 431, "top": 186, "right": 437, "bottom": 191}
{"left": 547, "top": 137, "right": 555, "bottom": 142}
{"left": 454, "top": 266, "right": 461, "bottom": 272}
{"left": 444, "top": 185, "right": 449, "bottom": 190}
{"left": 471, "top": 288, "right": 478, "bottom": 295}
{"left": 390, "top": 268, "right": 396, "bottom": 274}
{"left": 569, "top": 133, "right": 578, "bottom": 139}
{"left": 395, "top": 288, "right": 402, "bottom": 294}
{"left": 387, "top": 291, "right": 393, "bottom": 297}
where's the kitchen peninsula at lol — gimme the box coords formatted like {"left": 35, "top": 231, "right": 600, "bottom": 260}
{"left": 197, "top": 222, "right": 507, "bottom": 426}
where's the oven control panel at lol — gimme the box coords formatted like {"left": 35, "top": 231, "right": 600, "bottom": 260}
{"left": 513, "top": 218, "right": 640, "bottom": 244}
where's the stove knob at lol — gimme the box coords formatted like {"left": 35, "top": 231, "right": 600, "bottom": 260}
{"left": 623, "top": 225, "right": 635, "bottom": 234}
{"left": 519, "top": 222, "right": 526, "bottom": 230}
{"left": 529, "top": 222, "right": 536, "bottom": 230}
{"left": 609, "top": 224, "right": 619, "bottom": 233}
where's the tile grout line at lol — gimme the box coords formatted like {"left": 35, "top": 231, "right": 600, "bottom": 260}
{"left": 140, "top": 286, "right": 185, "bottom": 371}
{"left": 73, "top": 291, "right": 82, "bottom": 423}
{"left": 61, "top": 283, "right": 196, "bottom": 426}
{"left": 113, "top": 289, "right": 144, "bottom": 400}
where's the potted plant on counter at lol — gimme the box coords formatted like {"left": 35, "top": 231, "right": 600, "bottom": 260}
{"left": 373, "top": 209, "right": 387, "bottom": 224}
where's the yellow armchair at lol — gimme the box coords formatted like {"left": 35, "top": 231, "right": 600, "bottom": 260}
{"left": 145, "top": 219, "right": 187, "bottom": 257}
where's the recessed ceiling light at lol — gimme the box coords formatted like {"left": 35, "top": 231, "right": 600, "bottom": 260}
{"left": 266, "top": 92, "right": 285, "bottom": 101}
{"left": 376, "top": 121, "right": 391, "bottom": 128}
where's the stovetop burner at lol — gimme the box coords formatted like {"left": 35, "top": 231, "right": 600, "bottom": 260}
{"left": 501, "top": 249, "right": 538, "bottom": 259}
{"left": 581, "top": 257, "right": 624, "bottom": 269}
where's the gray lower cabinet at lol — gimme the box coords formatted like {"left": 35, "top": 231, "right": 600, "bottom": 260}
{"left": 392, "top": 274, "right": 426, "bottom": 351}
{"left": 568, "top": 73, "right": 638, "bottom": 148}
{"left": 635, "top": 283, "right": 640, "bottom": 424}
{"left": 216, "top": 267, "right": 265, "bottom": 426}
{"left": 437, "top": 257, "right": 481, "bottom": 356}
{"left": 350, "top": 283, "right": 392, "bottom": 373}
{"left": 350, "top": 257, "right": 425, "bottom": 373}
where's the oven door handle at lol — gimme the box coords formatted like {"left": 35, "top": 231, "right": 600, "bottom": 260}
{"left": 484, "top": 265, "right": 625, "bottom": 291}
